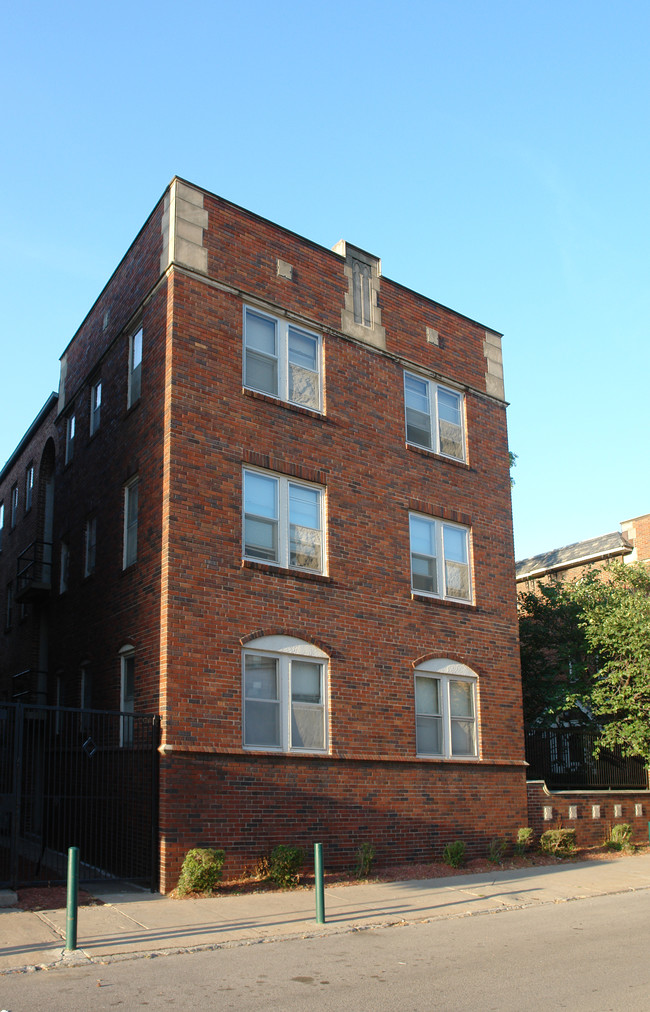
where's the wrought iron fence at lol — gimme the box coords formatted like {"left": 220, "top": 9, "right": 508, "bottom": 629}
{"left": 525, "top": 727, "right": 648, "bottom": 790}
{"left": 0, "top": 702, "right": 160, "bottom": 890}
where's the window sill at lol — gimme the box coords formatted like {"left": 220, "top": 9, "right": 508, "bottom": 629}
{"left": 406, "top": 443, "right": 469, "bottom": 469}
{"left": 243, "top": 746, "right": 329, "bottom": 756}
{"left": 242, "top": 387, "right": 326, "bottom": 421}
{"left": 411, "top": 592, "right": 474, "bottom": 610}
{"left": 416, "top": 753, "right": 479, "bottom": 762}
{"left": 242, "top": 559, "right": 331, "bottom": 583}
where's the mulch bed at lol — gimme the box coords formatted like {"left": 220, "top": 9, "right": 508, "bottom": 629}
{"left": 14, "top": 886, "right": 103, "bottom": 912}
{"left": 13, "top": 843, "right": 647, "bottom": 908}
{"left": 174, "top": 842, "right": 650, "bottom": 899}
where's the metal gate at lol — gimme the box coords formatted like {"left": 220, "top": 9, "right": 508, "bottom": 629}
{"left": 0, "top": 702, "right": 160, "bottom": 890}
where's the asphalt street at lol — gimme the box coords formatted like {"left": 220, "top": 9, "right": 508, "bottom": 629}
{"left": 1, "top": 888, "right": 649, "bottom": 1011}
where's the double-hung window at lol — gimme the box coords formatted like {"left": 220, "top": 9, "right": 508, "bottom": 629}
{"left": 243, "top": 307, "right": 321, "bottom": 411}
{"left": 123, "top": 477, "right": 139, "bottom": 568}
{"left": 243, "top": 469, "right": 324, "bottom": 573}
{"left": 65, "top": 414, "right": 76, "bottom": 464}
{"left": 25, "top": 464, "right": 34, "bottom": 513}
{"left": 128, "top": 327, "right": 142, "bottom": 407}
{"left": 5, "top": 582, "right": 13, "bottom": 631}
{"left": 90, "top": 379, "right": 102, "bottom": 435}
{"left": 243, "top": 636, "right": 328, "bottom": 752}
{"left": 415, "top": 660, "right": 477, "bottom": 758}
{"left": 0, "top": 502, "right": 4, "bottom": 552}
{"left": 119, "top": 647, "right": 135, "bottom": 747}
{"left": 409, "top": 514, "right": 471, "bottom": 601}
{"left": 85, "top": 515, "right": 97, "bottom": 576}
{"left": 10, "top": 485, "right": 18, "bottom": 528}
{"left": 404, "top": 371, "right": 465, "bottom": 460}
{"left": 59, "top": 539, "right": 70, "bottom": 594}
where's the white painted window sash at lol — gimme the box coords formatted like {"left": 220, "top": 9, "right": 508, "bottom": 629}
{"left": 243, "top": 307, "right": 322, "bottom": 412}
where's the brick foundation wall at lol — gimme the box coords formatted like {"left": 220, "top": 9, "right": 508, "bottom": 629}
{"left": 527, "top": 780, "right": 650, "bottom": 848}
{"left": 159, "top": 753, "right": 528, "bottom": 892}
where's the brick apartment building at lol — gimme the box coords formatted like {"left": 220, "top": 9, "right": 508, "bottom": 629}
{"left": 0, "top": 178, "right": 526, "bottom": 890}
{"left": 516, "top": 512, "right": 650, "bottom": 590}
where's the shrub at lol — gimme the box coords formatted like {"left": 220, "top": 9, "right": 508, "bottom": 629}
{"left": 539, "top": 829, "right": 576, "bottom": 857}
{"left": 514, "top": 827, "right": 533, "bottom": 856}
{"left": 355, "top": 842, "right": 376, "bottom": 878}
{"left": 487, "top": 837, "right": 508, "bottom": 865}
{"left": 606, "top": 823, "right": 633, "bottom": 851}
{"left": 443, "top": 840, "right": 466, "bottom": 868}
{"left": 177, "top": 847, "right": 225, "bottom": 896}
{"left": 254, "top": 855, "right": 271, "bottom": 880}
{"left": 267, "top": 845, "right": 305, "bottom": 887}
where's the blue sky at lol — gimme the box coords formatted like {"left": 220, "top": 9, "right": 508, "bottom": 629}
{"left": 1, "top": 0, "right": 648, "bottom": 560}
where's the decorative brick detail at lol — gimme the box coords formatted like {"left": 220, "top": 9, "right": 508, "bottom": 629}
{"left": 527, "top": 782, "right": 650, "bottom": 848}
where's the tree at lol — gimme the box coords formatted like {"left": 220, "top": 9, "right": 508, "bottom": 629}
{"left": 518, "top": 580, "right": 592, "bottom": 725}
{"left": 571, "top": 561, "right": 650, "bottom": 761}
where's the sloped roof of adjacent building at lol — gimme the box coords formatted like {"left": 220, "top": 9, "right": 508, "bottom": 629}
{"left": 515, "top": 531, "right": 632, "bottom": 580}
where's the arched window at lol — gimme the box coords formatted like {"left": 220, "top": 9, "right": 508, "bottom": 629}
{"left": 414, "top": 659, "right": 478, "bottom": 758}
{"left": 242, "top": 636, "right": 328, "bottom": 753}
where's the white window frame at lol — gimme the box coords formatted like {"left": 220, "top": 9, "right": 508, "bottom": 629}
{"left": 80, "top": 665, "right": 92, "bottom": 710}
{"left": 243, "top": 306, "right": 322, "bottom": 412}
{"left": 409, "top": 513, "right": 472, "bottom": 602}
{"left": 84, "top": 515, "right": 97, "bottom": 577}
{"left": 128, "top": 327, "right": 142, "bottom": 407}
{"left": 404, "top": 370, "right": 466, "bottom": 461}
{"left": 90, "top": 379, "right": 102, "bottom": 435}
{"left": 243, "top": 468, "right": 325, "bottom": 573}
{"left": 414, "top": 659, "right": 478, "bottom": 759}
{"left": 10, "top": 484, "right": 18, "bottom": 528}
{"left": 65, "top": 413, "right": 76, "bottom": 464}
{"left": 25, "top": 463, "right": 34, "bottom": 513}
{"left": 0, "top": 502, "right": 4, "bottom": 552}
{"left": 242, "top": 636, "right": 328, "bottom": 753}
{"left": 59, "top": 539, "right": 69, "bottom": 594}
{"left": 5, "top": 582, "right": 13, "bottom": 631}
{"left": 119, "top": 646, "right": 135, "bottom": 747}
{"left": 123, "top": 476, "right": 139, "bottom": 569}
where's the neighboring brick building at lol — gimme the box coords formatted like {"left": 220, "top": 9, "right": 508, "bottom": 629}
{"left": 515, "top": 512, "right": 650, "bottom": 590}
{"left": 0, "top": 394, "right": 57, "bottom": 705}
{"left": 0, "top": 177, "right": 526, "bottom": 890}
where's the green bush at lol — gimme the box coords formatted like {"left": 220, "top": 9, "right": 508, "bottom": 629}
{"left": 177, "top": 847, "right": 226, "bottom": 896}
{"left": 443, "top": 840, "right": 466, "bottom": 869}
{"left": 487, "top": 837, "right": 508, "bottom": 865}
{"left": 539, "top": 828, "right": 576, "bottom": 857}
{"left": 267, "top": 844, "right": 305, "bottom": 887}
{"left": 606, "top": 823, "right": 633, "bottom": 851}
{"left": 355, "top": 842, "right": 376, "bottom": 878}
{"left": 514, "top": 827, "right": 533, "bottom": 856}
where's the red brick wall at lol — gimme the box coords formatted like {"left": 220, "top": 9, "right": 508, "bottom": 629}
{"left": 527, "top": 780, "right": 650, "bottom": 848}
{"left": 48, "top": 279, "right": 168, "bottom": 714}
{"left": 624, "top": 513, "right": 650, "bottom": 564}
{"left": 160, "top": 754, "right": 528, "bottom": 890}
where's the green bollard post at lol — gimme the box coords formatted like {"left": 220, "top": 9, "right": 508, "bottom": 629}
{"left": 314, "top": 842, "right": 325, "bottom": 924}
{"left": 66, "top": 846, "right": 80, "bottom": 951}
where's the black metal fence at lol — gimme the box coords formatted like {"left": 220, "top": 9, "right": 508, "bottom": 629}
{"left": 525, "top": 727, "right": 648, "bottom": 790}
{"left": 0, "top": 702, "right": 160, "bottom": 890}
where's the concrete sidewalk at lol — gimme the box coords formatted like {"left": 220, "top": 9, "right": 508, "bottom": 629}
{"left": 2, "top": 853, "right": 650, "bottom": 974}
